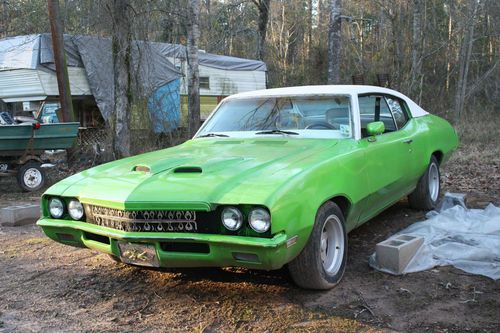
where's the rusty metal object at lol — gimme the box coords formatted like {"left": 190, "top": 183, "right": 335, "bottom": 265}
{"left": 352, "top": 74, "right": 365, "bottom": 85}
{"left": 47, "top": 0, "right": 75, "bottom": 123}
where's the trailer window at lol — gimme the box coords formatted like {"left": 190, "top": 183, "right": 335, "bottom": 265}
{"left": 200, "top": 77, "right": 210, "bottom": 89}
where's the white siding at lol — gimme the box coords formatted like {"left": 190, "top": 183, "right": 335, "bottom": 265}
{"left": 39, "top": 67, "right": 92, "bottom": 96}
{"left": 0, "top": 67, "right": 91, "bottom": 102}
{"left": 0, "top": 69, "right": 45, "bottom": 99}
{"left": 198, "top": 66, "right": 266, "bottom": 96}
{"left": 167, "top": 57, "right": 266, "bottom": 96}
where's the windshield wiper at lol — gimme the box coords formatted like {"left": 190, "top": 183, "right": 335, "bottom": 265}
{"left": 255, "top": 129, "right": 299, "bottom": 135}
{"left": 197, "top": 133, "right": 230, "bottom": 138}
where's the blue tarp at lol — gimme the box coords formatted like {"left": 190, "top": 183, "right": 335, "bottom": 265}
{"left": 148, "top": 79, "right": 181, "bottom": 133}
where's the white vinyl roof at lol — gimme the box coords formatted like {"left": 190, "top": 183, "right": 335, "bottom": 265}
{"left": 225, "top": 85, "right": 429, "bottom": 118}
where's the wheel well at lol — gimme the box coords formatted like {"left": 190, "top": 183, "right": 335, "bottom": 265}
{"left": 432, "top": 151, "right": 443, "bottom": 165}
{"left": 17, "top": 155, "right": 43, "bottom": 165}
{"left": 328, "top": 196, "right": 351, "bottom": 218}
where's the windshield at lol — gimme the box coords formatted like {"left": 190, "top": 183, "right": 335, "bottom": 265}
{"left": 197, "top": 95, "right": 353, "bottom": 139}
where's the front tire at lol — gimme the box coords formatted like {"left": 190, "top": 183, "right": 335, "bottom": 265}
{"left": 408, "top": 155, "right": 440, "bottom": 210}
{"left": 288, "top": 201, "right": 347, "bottom": 290}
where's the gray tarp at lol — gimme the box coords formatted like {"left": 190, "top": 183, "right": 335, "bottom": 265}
{"left": 39, "top": 33, "right": 84, "bottom": 68}
{"left": 0, "top": 34, "right": 267, "bottom": 72}
{"left": 155, "top": 42, "right": 267, "bottom": 71}
{"left": 68, "top": 35, "right": 182, "bottom": 121}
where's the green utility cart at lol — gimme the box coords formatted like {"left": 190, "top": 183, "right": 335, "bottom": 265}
{"left": 0, "top": 122, "right": 80, "bottom": 191}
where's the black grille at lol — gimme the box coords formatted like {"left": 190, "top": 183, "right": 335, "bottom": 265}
{"left": 84, "top": 231, "right": 110, "bottom": 244}
{"left": 84, "top": 205, "right": 219, "bottom": 234}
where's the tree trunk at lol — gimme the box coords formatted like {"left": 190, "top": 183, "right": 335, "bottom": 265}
{"left": 411, "top": 0, "right": 424, "bottom": 102}
{"left": 111, "top": 0, "right": 132, "bottom": 158}
{"left": 327, "top": 0, "right": 342, "bottom": 84}
{"left": 1, "top": 0, "right": 8, "bottom": 37}
{"left": 307, "top": 0, "right": 312, "bottom": 58}
{"left": 445, "top": 0, "right": 453, "bottom": 92}
{"left": 254, "top": 0, "right": 270, "bottom": 61}
{"left": 454, "top": 0, "right": 479, "bottom": 122}
{"left": 388, "top": 5, "right": 404, "bottom": 89}
{"left": 187, "top": 0, "right": 201, "bottom": 137}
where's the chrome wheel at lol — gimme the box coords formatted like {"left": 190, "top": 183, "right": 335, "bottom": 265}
{"left": 23, "top": 167, "right": 43, "bottom": 189}
{"left": 320, "top": 214, "right": 345, "bottom": 274}
{"left": 428, "top": 162, "right": 439, "bottom": 202}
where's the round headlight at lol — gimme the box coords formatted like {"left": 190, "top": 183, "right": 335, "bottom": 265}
{"left": 248, "top": 208, "right": 271, "bottom": 233}
{"left": 49, "top": 198, "right": 64, "bottom": 219}
{"left": 68, "top": 200, "right": 84, "bottom": 220}
{"left": 221, "top": 207, "right": 243, "bottom": 231}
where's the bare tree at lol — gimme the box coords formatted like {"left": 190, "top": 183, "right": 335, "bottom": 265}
{"left": 307, "top": 0, "right": 313, "bottom": 59}
{"left": 187, "top": 0, "right": 201, "bottom": 137}
{"left": 410, "top": 0, "right": 424, "bottom": 102}
{"left": 454, "top": 0, "right": 479, "bottom": 121}
{"left": 111, "top": 0, "right": 132, "bottom": 157}
{"left": 253, "top": 0, "right": 270, "bottom": 61}
{"left": 327, "top": 0, "right": 342, "bottom": 84}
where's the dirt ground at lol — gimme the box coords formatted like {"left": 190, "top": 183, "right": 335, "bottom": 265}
{"left": 0, "top": 142, "right": 499, "bottom": 332}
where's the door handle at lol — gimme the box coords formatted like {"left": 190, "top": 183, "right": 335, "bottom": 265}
{"left": 403, "top": 139, "right": 413, "bottom": 144}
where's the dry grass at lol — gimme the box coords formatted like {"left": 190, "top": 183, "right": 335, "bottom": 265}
{"left": 441, "top": 111, "right": 500, "bottom": 200}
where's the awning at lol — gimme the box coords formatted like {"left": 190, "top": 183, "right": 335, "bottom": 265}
{"left": 2, "top": 95, "right": 47, "bottom": 103}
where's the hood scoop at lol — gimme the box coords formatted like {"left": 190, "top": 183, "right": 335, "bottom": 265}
{"left": 173, "top": 166, "right": 202, "bottom": 174}
{"left": 133, "top": 165, "right": 151, "bottom": 173}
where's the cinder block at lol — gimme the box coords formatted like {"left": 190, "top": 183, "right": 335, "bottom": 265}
{"left": 375, "top": 234, "right": 424, "bottom": 274}
{"left": 0, "top": 204, "right": 40, "bottom": 226}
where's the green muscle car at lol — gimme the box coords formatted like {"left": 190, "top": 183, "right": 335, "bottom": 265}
{"left": 37, "top": 85, "right": 458, "bottom": 289}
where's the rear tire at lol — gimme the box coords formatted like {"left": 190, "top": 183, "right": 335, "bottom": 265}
{"left": 408, "top": 155, "right": 440, "bottom": 210}
{"left": 17, "top": 162, "right": 45, "bottom": 192}
{"left": 288, "top": 201, "right": 347, "bottom": 290}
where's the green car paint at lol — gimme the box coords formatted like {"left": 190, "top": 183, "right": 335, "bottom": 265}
{"left": 37, "top": 86, "right": 458, "bottom": 271}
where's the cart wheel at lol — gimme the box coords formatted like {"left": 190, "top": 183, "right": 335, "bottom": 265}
{"left": 17, "top": 162, "right": 45, "bottom": 192}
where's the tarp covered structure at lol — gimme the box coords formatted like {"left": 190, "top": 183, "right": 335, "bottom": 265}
{"left": 0, "top": 34, "right": 182, "bottom": 132}
{"left": 0, "top": 34, "right": 267, "bottom": 132}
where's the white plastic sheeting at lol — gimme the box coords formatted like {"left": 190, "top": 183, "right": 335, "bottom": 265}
{"left": 369, "top": 196, "right": 500, "bottom": 280}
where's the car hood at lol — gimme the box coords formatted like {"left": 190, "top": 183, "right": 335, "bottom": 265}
{"left": 51, "top": 138, "right": 339, "bottom": 209}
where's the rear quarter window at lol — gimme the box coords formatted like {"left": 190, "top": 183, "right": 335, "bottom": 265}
{"left": 386, "top": 97, "right": 410, "bottom": 129}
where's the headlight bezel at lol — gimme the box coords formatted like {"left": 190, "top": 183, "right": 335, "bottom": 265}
{"left": 48, "top": 197, "right": 65, "bottom": 219}
{"left": 221, "top": 206, "right": 244, "bottom": 231}
{"left": 248, "top": 208, "right": 271, "bottom": 233}
{"left": 68, "top": 199, "right": 85, "bottom": 220}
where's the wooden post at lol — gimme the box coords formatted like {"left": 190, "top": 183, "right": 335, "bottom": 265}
{"left": 47, "top": 0, "right": 74, "bottom": 123}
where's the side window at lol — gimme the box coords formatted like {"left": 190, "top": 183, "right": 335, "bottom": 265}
{"left": 385, "top": 96, "right": 409, "bottom": 129}
{"left": 358, "top": 95, "right": 397, "bottom": 137}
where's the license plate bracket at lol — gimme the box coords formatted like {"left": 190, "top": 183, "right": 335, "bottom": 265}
{"left": 117, "top": 242, "right": 160, "bottom": 267}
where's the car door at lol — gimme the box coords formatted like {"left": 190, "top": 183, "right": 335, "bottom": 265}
{"left": 356, "top": 94, "right": 417, "bottom": 225}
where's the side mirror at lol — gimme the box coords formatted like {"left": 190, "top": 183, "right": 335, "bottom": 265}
{"left": 366, "top": 121, "right": 385, "bottom": 136}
